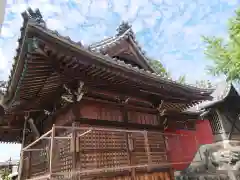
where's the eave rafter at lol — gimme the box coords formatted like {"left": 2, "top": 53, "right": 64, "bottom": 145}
{"left": 38, "top": 42, "right": 210, "bottom": 102}
{"left": 26, "top": 18, "right": 212, "bottom": 99}
{"left": 0, "top": 7, "right": 213, "bottom": 132}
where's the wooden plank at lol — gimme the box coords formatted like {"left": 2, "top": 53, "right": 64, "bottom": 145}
{"left": 71, "top": 122, "right": 77, "bottom": 180}
{"left": 122, "top": 104, "right": 136, "bottom": 180}
{"left": 144, "top": 131, "right": 152, "bottom": 172}
{"left": 76, "top": 118, "right": 164, "bottom": 131}
{"left": 49, "top": 124, "right": 55, "bottom": 176}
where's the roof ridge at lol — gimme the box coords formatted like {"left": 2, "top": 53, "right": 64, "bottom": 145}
{"left": 89, "top": 28, "right": 132, "bottom": 51}
{"left": 88, "top": 36, "right": 115, "bottom": 48}
{"left": 89, "top": 21, "right": 133, "bottom": 50}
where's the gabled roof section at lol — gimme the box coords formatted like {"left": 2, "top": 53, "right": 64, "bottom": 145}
{"left": 89, "top": 22, "right": 155, "bottom": 72}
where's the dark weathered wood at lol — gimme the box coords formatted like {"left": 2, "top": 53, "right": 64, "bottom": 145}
{"left": 71, "top": 122, "right": 77, "bottom": 180}
{"left": 144, "top": 131, "right": 152, "bottom": 172}
{"left": 121, "top": 102, "right": 136, "bottom": 179}
{"left": 27, "top": 34, "right": 211, "bottom": 100}
{"left": 75, "top": 118, "right": 164, "bottom": 131}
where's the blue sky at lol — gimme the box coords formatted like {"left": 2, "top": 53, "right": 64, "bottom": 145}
{"left": 0, "top": 0, "right": 239, "bottom": 161}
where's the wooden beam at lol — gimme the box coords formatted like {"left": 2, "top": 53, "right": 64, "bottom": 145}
{"left": 29, "top": 28, "right": 212, "bottom": 98}
{"left": 27, "top": 118, "right": 40, "bottom": 139}
{"left": 82, "top": 97, "right": 156, "bottom": 114}
{"left": 71, "top": 122, "right": 77, "bottom": 180}
{"left": 75, "top": 118, "right": 164, "bottom": 131}
{"left": 38, "top": 44, "right": 210, "bottom": 101}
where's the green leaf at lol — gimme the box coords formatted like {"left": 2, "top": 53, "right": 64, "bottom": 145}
{"left": 202, "top": 7, "right": 240, "bottom": 82}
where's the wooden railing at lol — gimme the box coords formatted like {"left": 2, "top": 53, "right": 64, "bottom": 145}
{"left": 19, "top": 124, "right": 195, "bottom": 180}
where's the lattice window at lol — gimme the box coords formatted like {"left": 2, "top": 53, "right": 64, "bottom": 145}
{"left": 208, "top": 111, "right": 224, "bottom": 134}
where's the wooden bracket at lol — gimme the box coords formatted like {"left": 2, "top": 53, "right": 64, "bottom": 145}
{"left": 62, "top": 81, "right": 85, "bottom": 103}
{"left": 157, "top": 100, "right": 166, "bottom": 116}
{"left": 28, "top": 118, "right": 40, "bottom": 139}
{"left": 156, "top": 100, "right": 168, "bottom": 129}
{"left": 74, "top": 81, "right": 85, "bottom": 102}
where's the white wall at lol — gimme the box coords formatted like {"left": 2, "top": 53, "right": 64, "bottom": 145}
{"left": 11, "top": 165, "right": 18, "bottom": 173}
{"left": 0, "top": 0, "right": 6, "bottom": 34}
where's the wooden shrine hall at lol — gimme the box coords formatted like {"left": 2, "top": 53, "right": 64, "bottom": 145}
{"left": 0, "top": 8, "right": 217, "bottom": 180}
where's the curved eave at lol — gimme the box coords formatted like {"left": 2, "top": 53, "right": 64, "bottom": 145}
{"left": 1, "top": 7, "right": 213, "bottom": 113}
{"left": 1, "top": 16, "right": 30, "bottom": 109}
{"left": 198, "top": 83, "right": 233, "bottom": 110}
{"left": 1, "top": 8, "right": 48, "bottom": 111}
{"left": 28, "top": 24, "right": 213, "bottom": 99}
{"left": 0, "top": 127, "right": 22, "bottom": 144}
{"left": 187, "top": 82, "right": 234, "bottom": 112}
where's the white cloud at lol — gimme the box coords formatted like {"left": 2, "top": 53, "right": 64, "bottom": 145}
{"left": 220, "top": 0, "right": 238, "bottom": 6}
{"left": 76, "top": 0, "right": 92, "bottom": 15}
{"left": 0, "top": 1, "right": 235, "bottom": 96}
{"left": 0, "top": 49, "right": 7, "bottom": 71}
{"left": 1, "top": 26, "right": 15, "bottom": 38}
{"left": 46, "top": 18, "right": 66, "bottom": 31}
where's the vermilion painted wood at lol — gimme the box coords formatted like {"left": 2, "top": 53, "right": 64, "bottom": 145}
{"left": 165, "top": 120, "right": 214, "bottom": 170}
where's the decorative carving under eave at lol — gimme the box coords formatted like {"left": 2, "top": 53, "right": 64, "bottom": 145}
{"left": 162, "top": 118, "right": 168, "bottom": 130}
{"left": 44, "top": 110, "right": 51, "bottom": 116}
{"left": 116, "top": 96, "right": 130, "bottom": 105}
{"left": 28, "top": 118, "right": 40, "bottom": 139}
{"left": 75, "top": 81, "right": 85, "bottom": 102}
{"left": 156, "top": 100, "right": 168, "bottom": 129}
{"left": 156, "top": 100, "right": 166, "bottom": 115}
{"left": 61, "top": 81, "right": 85, "bottom": 104}
{"left": 21, "top": 7, "right": 46, "bottom": 27}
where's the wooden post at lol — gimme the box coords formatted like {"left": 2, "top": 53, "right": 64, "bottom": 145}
{"left": 144, "top": 131, "right": 152, "bottom": 172}
{"left": 122, "top": 100, "right": 136, "bottom": 179}
{"left": 49, "top": 124, "right": 55, "bottom": 179}
{"left": 169, "top": 168, "right": 175, "bottom": 180}
{"left": 28, "top": 152, "right": 32, "bottom": 178}
{"left": 18, "top": 116, "right": 28, "bottom": 180}
{"left": 126, "top": 133, "right": 135, "bottom": 180}
{"left": 71, "top": 122, "right": 77, "bottom": 180}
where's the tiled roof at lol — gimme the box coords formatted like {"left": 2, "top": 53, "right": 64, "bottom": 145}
{"left": 187, "top": 81, "right": 233, "bottom": 112}
{"left": 25, "top": 9, "right": 213, "bottom": 91}
{"left": 1, "top": 8, "right": 214, "bottom": 110}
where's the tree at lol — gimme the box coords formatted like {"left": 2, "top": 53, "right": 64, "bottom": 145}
{"left": 148, "top": 59, "right": 171, "bottom": 78}
{"left": 177, "top": 75, "right": 186, "bottom": 84}
{"left": 148, "top": 59, "right": 214, "bottom": 88}
{"left": 0, "top": 168, "right": 10, "bottom": 180}
{"left": 202, "top": 8, "right": 240, "bottom": 82}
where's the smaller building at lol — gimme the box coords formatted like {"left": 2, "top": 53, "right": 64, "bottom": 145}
{"left": 0, "top": 159, "right": 19, "bottom": 180}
